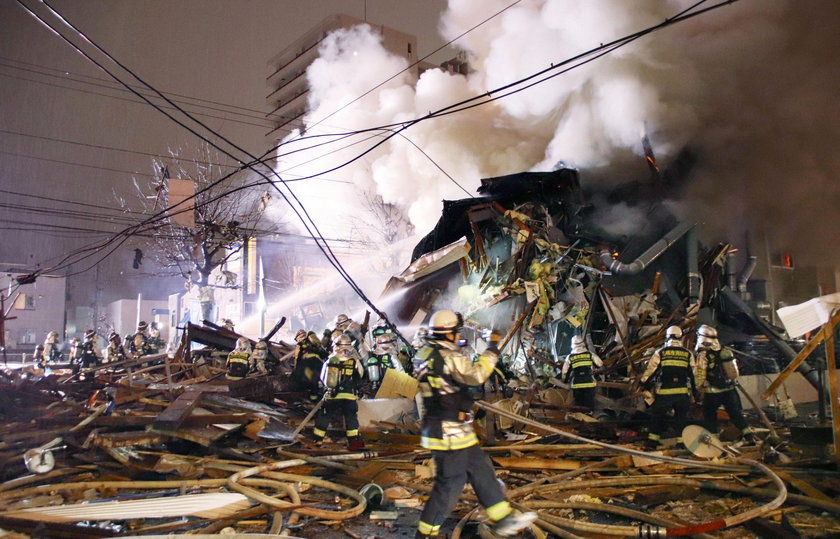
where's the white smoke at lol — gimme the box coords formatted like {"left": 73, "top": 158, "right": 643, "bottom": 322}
{"left": 274, "top": 0, "right": 840, "bottom": 264}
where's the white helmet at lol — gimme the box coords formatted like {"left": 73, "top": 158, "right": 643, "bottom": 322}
{"left": 412, "top": 327, "right": 429, "bottom": 348}
{"left": 254, "top": 340, "right": 268, "bottom": 350}
{"left": 234, "top": 337, "right": 251, "bottom": 354}
{"left": 697, "top": 324, "right": 718, "bottom": 339}
{"left": 335, "top": 313, "right": 350, "bottom": 329}
{"left": 570, "top": 335, "right": 586, "bottom": 353}
{"left": 665, "top": 326, "right": 682, "bottom": 340}
{"left": 429, "top": 310, "right": 463, "bottom": 336}
{"left": 696, "top": 324, "right": 721, "bottom": 350}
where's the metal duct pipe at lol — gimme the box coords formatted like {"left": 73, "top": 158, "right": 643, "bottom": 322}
{"left": 599, "top": 222, "right": 695, "bottom": 275}
{"left": 738, "top": 255, "right": 758, "bottom": 294}
{"left": 720, "top": 286, "right": 821, "bottom": 391}
{"left": 686, "top": 227, "right": 701, "bottom": 308}
{"left": 725, "top": 252, "right": 739, "bottom": 290}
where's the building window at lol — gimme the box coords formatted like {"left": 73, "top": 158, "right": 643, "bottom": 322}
{"left": 15, "top": 294, "right": 35, "bottom": 310}
{"left": 772, "top": 252, "right": 795, "bottom": 269}
{"left": 18, "top": 329, "right": 37, "bottom": 345}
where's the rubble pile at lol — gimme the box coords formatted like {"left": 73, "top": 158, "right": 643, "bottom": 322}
{"left": 2, "top": 360, "right": 840, "bottom": 538}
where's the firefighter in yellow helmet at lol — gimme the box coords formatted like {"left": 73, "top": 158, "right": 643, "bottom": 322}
{"left": 226, "top": 338, "right": 252, "bottom": 381}
{"left": 312, "top": 332, "right": 365, "bottom": 449}
{"left": 413, "top": 310, "right": 536, "bottom": 538}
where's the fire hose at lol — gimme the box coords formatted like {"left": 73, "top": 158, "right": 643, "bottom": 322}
{"left": 475, "top": 400, "right": 787, "bottom": 537}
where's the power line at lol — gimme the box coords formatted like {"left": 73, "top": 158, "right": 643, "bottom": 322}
{"left": 0, "top": 70, "right": 273, "bottom": 130}
{"left": 0, "top": 54, "right": 284, "bottom": 119}
{"left": 0, "top": 127, "right": 240, "bottom": 169}
{"left": 0, "top": 187, "right": 147, "bottom": 215}
{"left": 0, "top": 148, "right": 156, "bottom": 177}
{"left": 0, "top": 58, "right": 278, "bottom": 127}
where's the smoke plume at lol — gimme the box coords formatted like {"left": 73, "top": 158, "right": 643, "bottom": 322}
{"left": 275, "top": 0, "right": 840, "bottom": 265}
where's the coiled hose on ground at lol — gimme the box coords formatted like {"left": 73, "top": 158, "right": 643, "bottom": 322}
{"left": 476, "top": 400, "right": 787, "bottom": 537}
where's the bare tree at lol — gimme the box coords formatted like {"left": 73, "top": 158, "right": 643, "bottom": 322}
{"left": 120, "top": 144, "right": 274, "bottom": 320}
{"left": 350, "top": 188, "right": 415, "bottom": 272}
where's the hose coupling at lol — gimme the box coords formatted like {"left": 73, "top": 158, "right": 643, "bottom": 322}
{"left": 638, "top": 525, "right": 667, "bottom": 538}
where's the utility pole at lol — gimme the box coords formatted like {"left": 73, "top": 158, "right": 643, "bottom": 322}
{"left": 0, "top": 292, "right": 20, "bottom": 365}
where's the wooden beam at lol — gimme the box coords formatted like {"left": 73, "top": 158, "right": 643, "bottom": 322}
{"left": 490, "top": 457, "right": 580, "bottom": 471}
{"left": 827, "top": 328, "right": 840, "bottom": 460}
{"left": 762, "top": 309, "right": 840, "bottom": 400}
{"left": 151, "top": 390, "right": 205, "bottom": 433}
{"left": 772, "top": 468, "right": 833, "bottom": 501}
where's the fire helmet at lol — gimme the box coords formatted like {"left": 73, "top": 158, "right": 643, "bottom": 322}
{"left": 665, "top": 326, "right": 683, "bottom": 340}
{"left": 234, "top": 337, "right": 251, "bottom": 353}
{"left": 429, "top": 310, "right": 463, "bottom": 336}
{"left": 137, "top": 321, "right": 148, "bottom": 332}
{"left": 697, "top": 324, "right": 718, "bottom": 339}
{"left": 295, "top": 329, "right": 307, "bottom": 342}
{"left": 254, "top": 340, "right": 268, "bottom": 350}
{"left": 84, "top": 330, "right": 96, "bottom": 341}
{"left": 333, "top": 332, "right": 354, "bottom": 348}
{"left": 335, "top": 314, "right": 350, "bottom": 329}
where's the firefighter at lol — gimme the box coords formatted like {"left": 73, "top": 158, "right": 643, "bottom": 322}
{"left": 148, "top": 322, "right": 164, "bottom": 354}
{"left": 33, "top": 343, "right": 45, "bottom": 369}
{"left": 560, "top": 334, "right": 603, "bottom": 411}
{"left": 292, "top": 330, "right": 327, "bottom": 401}
{"left": 312, "top": 332, "right": 365, "bottom": 449}
{"left": 374, "top": 322, "right": 413, "bottom": 371}
{"left": 77, "top": 330, "right": 103, "bottom": 378}
{"left": 68, "top": 337, "right": 82, "bottom": 368}
{"left": 335, "top": 313, "right": 370, "bottom": 357}
{"left": 364, "top": 330, "right": 406, "bottom": 396}
{"left": 640, "top": 326, "right": 698, "bottom": 449}
{"left": 129, "top": 321, "right": 153, "bottom": 358}
{"left": 413, "top": 310, "right": 536, "bottom": 538}
{"left": 221, "top": 318, "right": 235, "bottom": 332}
{"left": 226, "top": 337, "right": 252, "bottom": 381}
{"left": 695, "top": 324, "right": 757, "bottom": 442}
{"left": 106, "top": 332, "right": 127, "bottom": 363}
{"left": 43, "top": 331, "right": 62, "bottom": 364}
{"left": 251, "top": 339, "right": 269, "bottom": 375}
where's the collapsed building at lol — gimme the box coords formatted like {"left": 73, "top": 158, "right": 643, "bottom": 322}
{"left": 385, "top": 167, "right": 816, "bottom": 400}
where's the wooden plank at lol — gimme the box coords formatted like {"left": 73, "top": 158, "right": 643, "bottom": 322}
{"left": 0, "top": 492, "right": 250, "bottom": 522}
{"left": 491, "top": 457, "right": 580, "bottom": 471}
{"left": 773, "top": 469, "right": 833, "bottom": 501}
{"left": 151, "top": 390, "right": 205, "bottom": 432}
{"left": 89, "top": 431, "right": 168, "bottom": 448}
{"left": 762, "top": 309, "right": 840, "bottom": 400}
{"left": 827, "top": 331, "right": 840, "bottom": 460}
{"left": 166, "top": 425, "right": 233, "bottom": 447}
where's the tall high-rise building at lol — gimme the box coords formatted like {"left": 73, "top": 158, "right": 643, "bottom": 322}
{"left": 266, "top": 14, "right": 419, "bottom": 141}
